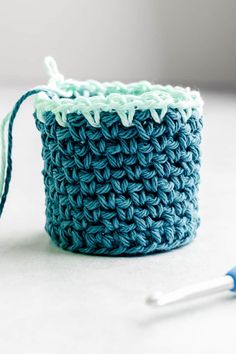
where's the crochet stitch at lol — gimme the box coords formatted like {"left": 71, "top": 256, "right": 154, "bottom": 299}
{"left": 0, "top": 58, "right": 203, "bottom": 256}
{"left": 35, "top": 57, "right": 203, "bottom": 128}
{"left": 35, "top": 108, "right": 202, "bottom": 256}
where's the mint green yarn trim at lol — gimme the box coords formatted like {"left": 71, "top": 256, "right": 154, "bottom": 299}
{"left": 34, "top": 57, "right": 204, "bottom": 128}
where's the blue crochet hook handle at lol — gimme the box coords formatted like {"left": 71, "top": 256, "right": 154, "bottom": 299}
{"left": 146, "top": 267, "right": 236, "bottom": 307}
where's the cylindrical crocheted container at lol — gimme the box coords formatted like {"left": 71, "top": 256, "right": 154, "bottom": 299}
{"left": 33, "top": 58, "right": 203, "bottom": 256}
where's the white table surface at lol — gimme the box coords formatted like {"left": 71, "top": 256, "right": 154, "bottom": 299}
{"left": 0, "top": 87, "right": 235, "bottom": 354}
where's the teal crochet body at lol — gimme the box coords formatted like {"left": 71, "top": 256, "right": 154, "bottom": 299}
{"left": 0, "top": 58, "right": 203, "bottom": 256}
{"left": 35, "top": 107, "right": 202, "bottom": 256}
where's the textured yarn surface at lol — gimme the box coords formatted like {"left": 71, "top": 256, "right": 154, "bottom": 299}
{"left": 35, "top": 57, "right": 203, "bottom": 128}
{"left": 35, "top": 107, "right": 202, "bottom": 256}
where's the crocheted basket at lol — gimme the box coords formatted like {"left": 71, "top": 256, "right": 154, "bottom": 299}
{"left": 30, "top": 58, "right": 203, "bottom": 256}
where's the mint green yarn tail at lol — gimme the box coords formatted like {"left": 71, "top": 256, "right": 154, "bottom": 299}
{"left": 0, "top": 89, "right": 50, "bottom": 217}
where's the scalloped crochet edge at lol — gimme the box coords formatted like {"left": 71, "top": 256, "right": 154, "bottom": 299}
{"left": 34, "top": 57, "right": 204, "bottom": 128}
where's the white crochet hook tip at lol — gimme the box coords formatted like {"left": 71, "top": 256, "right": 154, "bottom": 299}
{"left": 146, "top": 267, "right": 236, "bottom": 308}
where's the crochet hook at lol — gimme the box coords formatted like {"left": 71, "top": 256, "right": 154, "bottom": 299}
{"left": 146, "top": 267, "right": 236, "bottom": 307}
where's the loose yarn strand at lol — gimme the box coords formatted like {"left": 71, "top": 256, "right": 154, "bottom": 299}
{"left": 0, "top": 60, "right": 73, "bottom": 218}
{"left": 0, "top": 112, "right": 11, "bottom": 198}
{"left": 0, "top": 89, "right": 48, "bottom": 217}
{"left": 0, "top": 58, "right": 64, "bottom": 215}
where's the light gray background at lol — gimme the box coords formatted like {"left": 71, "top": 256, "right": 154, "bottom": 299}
{"left": 0, "top": 0, "right": 236, "bottom": 87}
{"left": 0, "top": 1, "right": 236, "bottom": 353}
